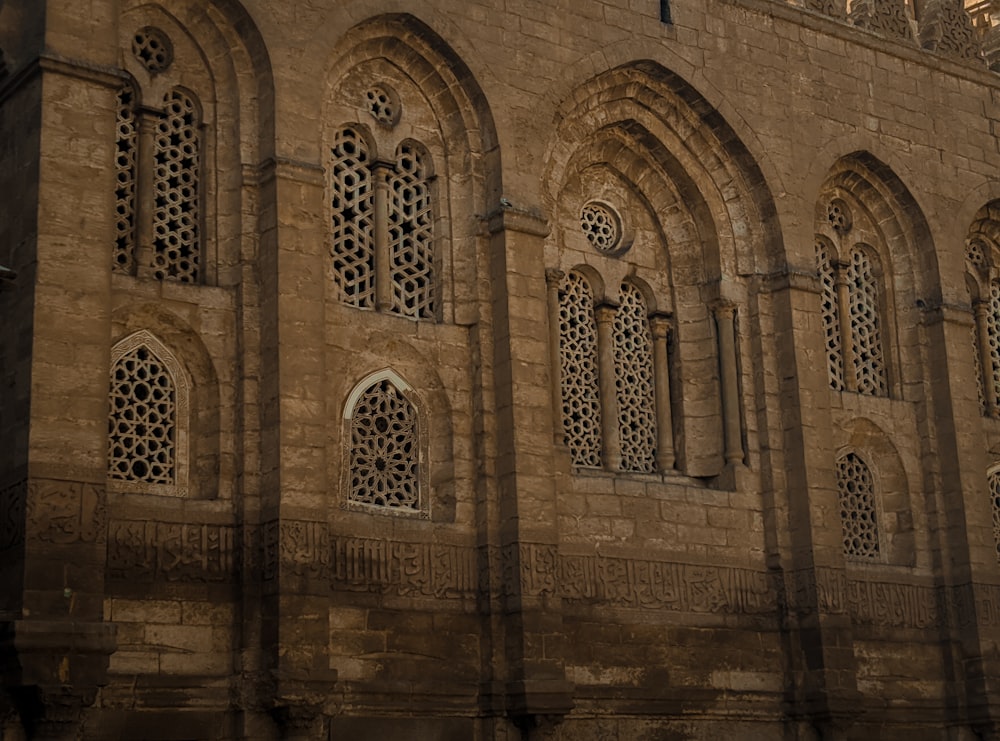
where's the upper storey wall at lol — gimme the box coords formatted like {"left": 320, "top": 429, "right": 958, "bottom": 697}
{"left": 244, "top": 0, "right": 1000, "bottom": 302}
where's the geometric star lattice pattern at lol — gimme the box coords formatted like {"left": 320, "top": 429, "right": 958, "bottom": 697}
{"left": 153, "top": 89, "right": 200, "bottom": 283}
{"left": 613, "top": 282, "right": 657, "bottom": 473}
{"left": 837, "top": 452, "right": 880, "bottom": 559}
{"left": 558, "top": 271, "right": 603, "bottom": 468}
{"left": 389, "top": 144, "right": 435, "bottom": 319}
{"left": 108, "top": 344, "right": 176, "bottom": 485}
{"left": 349, "top": 379, "right": 419, "bottom": 511}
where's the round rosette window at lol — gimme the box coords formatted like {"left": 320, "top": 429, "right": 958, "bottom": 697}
{"left": 580, "top": 201, "right": 626, "bottom": 254}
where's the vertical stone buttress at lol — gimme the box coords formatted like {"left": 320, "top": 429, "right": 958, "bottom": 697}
{"left": 760, "top": 269, "right": 862, "bottom": 740}
{"left": 921, "top": 302, "right": 1000, "bottom": 737}
{"left": 258, "top": 158, "right": 336, "bottom": 739}
{"left": 0, "top": 1, "right": 120, "bottom": 736}
{"left": 487, "top": 207, "right": 574, "bottom": 731}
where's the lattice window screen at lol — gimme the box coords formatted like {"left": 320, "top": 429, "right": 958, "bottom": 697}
{"left": 109, "top": 344, "right": 176, "bottom": 485}
{"left": 848, "top": 248, "right": 887, "bottom": 396}
{"left": 988, "top": 281, "right": 1000, "bottom": 406}
{"left": 153, "top": 89, "right": 200, "bottom": 283}
{"left": 974, "top": 319, "right": 987, "bottom": 415}
{"left": 349, "top": 379, "right": 419, "bottom": 510}
{"left": 558, "top": 272, "right": 603, "bottom": 468}
{"left": 816, "top": 240, "right": 844, "bottom": 391}
{"left": 836, "top": 452, "right": 880, "bottom": 559}
{"left": 389, "top": 144, "right": 434, "bottom": 319}
{"left": 114, "top": 84, "right": 138, "bottom": 275}
{"left": 613, "top": 283, "right": 657, "bottom": 473}
{"left": 991, "top": 469, "right": 1000, "bottom": 563}
{"left": 330, "top": 128, "right": 375, "bottom": 309}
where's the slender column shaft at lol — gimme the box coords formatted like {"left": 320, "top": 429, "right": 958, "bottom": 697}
{"left": 135, "top": 107, "right": 158, "bottom": 279}
{"left": 595, "top": 302, "right": 621, "bottom": 471}
{"left": 649, "top": 313, "right": 675, "bottom": 472}
{"left": 546, "top": 269, "right": 566, "bottom": 445}
{"left": 373, "top": 162, "right": 392, "bottom": 311}
{"left": 714, "top": 302, "right": 743, "bottom": 465}
{"left": 834, "top": 259, "right": 857, "bottom": 392}
{"left": 974, "top": 300, "right": 997, "bottom": 416}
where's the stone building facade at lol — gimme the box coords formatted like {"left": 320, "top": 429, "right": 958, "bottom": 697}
{"left": 3, "top": 0, "right": 1000, "bottom": 738}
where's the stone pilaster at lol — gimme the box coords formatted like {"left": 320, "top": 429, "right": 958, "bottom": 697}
{"left": 487, "top": 206, "right": 573, "bottom": 729}
{"left": 754, "top": 268, "right": 861, "bottom": 739}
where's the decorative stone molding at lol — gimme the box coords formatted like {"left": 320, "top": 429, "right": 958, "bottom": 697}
{"left": 804, "top": 0, "right": 847, "bottom": 19}
{"left": 919, "top": 0, "right": 983, "bottom": 62}
{"left": 330, "top": 536, "right": 477, "bottom": 598}
{"left": 0, "top": 479, "right": 27, "bottom": 552}
{"left": 25, "top": 479, "right": 106, "bottom": 545}
{"left": 107, "top": 520, "right": 235, "bottom": 582}
{"left": 849, "top": 0, "right": 914, "bottom": 42}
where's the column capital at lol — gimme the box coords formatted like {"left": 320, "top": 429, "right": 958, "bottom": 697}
{"left": 648, "top": 311, "right": 673, "bottom": 340}
{"left": 594, "top": 301, "right": 618, "bottom": 324}
{"left": 710, "top": 300, "right": 737, "bottom": 320}
{"left": 545, "top": 268, "right": 566, "bottom": 289}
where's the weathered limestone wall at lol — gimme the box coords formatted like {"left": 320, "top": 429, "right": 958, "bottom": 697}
{"left": 3, "top": 0, "right": 1000, "bottom": 739}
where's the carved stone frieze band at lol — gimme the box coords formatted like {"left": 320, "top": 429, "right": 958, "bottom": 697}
{"left": 0, "top": 479, "right": 27, "bottom": 552}
{"left": 107, "top": 520, "right": 234, "bottom": 582}
{"left": 26, "top": 479, "right": 106, "bottom": 545}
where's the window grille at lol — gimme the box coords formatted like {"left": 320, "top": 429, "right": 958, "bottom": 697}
{"left": 558, "top": 272, "right": 603, "bottom": 468}
{"left": 613, "top": 283, "right": 657, "bottom": 472}
{"left": 837, "top": 452, "right": 880, "bottom": 559}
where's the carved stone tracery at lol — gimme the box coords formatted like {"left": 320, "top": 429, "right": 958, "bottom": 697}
{"left": 919, "top": 0, "right": 983, "bottom": 62}
{"left": 613, "top": 283, "right": 657, "bottom": 473}
{"left": 849, "top": 0, "right": 915, "bottom": 42}
{"left": 837, "top": 452, "right": 881, "bottom": 560}
{"left": 558, "top": 271, "right": 603, "bottom": 468}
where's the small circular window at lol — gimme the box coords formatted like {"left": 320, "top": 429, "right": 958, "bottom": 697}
{"left": 581, "top": 202, "right": 622, "bottom": 253}
{"left": 132, "top": 27, "right": 174, "bottom": 74}
{"left": 365, "top": 85, "right": 401, "bottom": 127}
{"left": 827, "top": 198, "right": 852, "bottom": 233}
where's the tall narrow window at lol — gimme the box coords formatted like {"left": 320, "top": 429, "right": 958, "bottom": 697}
{"left": 614, "top": 283, "right": 657, "bottom": 472}
{"left": 330, "top": 127, "right": 375, "bottom": 309}
{"left": 986, "top": 281, "right": 1000, "bottom": 406}
{"left": 389, "top": 143, "right": 434, "bottom": 319}
{"left": 558, "top": 272, "right": 603, "bottom": 468}
{"left": 836, "top": 452, "right": 881, "bottom": 559}
{"left": 816, "top": 240, "right": 845, "bottom": 391}
{"left": 329, "top": 126, "right": 436, "bottom": 320}
{"left": 109, "top": 343, "right": 176, "bottom": 485}
{"left": 152, "top": 88, "right": 201, "bottom": 283}
{"left": 848, "top": 247, "right": 887, "bottom": 396}
{"left": 348, "top": 376, "right": 420, "bottom": 511}
{"left": 990, "top": 468, "right": 1000, "bottom": 563}
{"left": 114, "top": 83, "right": 138, "bottom": 275}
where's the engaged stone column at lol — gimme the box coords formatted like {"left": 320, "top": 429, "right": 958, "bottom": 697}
{"left": 373, "top": 160, "right": 392, "bottom": 311}
{"left": 134, "top": 107, "right": 158, "bottom": 278}
{"left": 833, "top": 259, "right": 857, "bottom": 392}
{"left": 713, "top": 301, "right": 744, "bottom": 465}
{"left": 974, "top": 300, "right": 997, "bottom": 416}
{"left": 649, "top": 312, "right": 675, "bottom": 472}
{"left": 595, "top": 302, "right": 621, "bottom": 471}
{"left": 546, "top": 269, "right": 566, "bottom": 444}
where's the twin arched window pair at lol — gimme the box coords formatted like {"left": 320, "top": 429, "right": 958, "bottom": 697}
{"left": 556, "top": 270, "right": 673, "bottom": 473}
{"left": 107, "top": 336, "right": 422, "bottom": 514}
{"left": 114, "top": 83, "right": 201, "bottom": 283}
{"left": 329, "top": 127, "right": 435, "bottom": 320}
{"left": 816, "top": 238, "right": 888, "bottom": 397}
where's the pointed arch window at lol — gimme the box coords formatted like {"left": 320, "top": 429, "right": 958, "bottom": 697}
{"left": 613, "top": 282, "right": 657, "bottom": 473}
{"left": 836, "top": 452, "right": 881, "bottom": 560}
{"left": 108, "top": 331, "right": 189, "bottom": 496}
{"left": 344, "top": 371, "right": 423, "bottom": 514}
{"left": 329, "top": 127, "right": 436, "bottom": 320}
{"left": 557, "top": 271, "right": 603, "bottom": 468}
{"left": 990, "top": 467, "right": 1000, "bottom": 563}
{"left": 112, "top": 82, "right": 202, "bottom": 284}
{"left": 814, "top": 240, "right": 888, "bottom": 397}
{"left": 966, "top": 237, "right": 1000, "bottom": 417}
